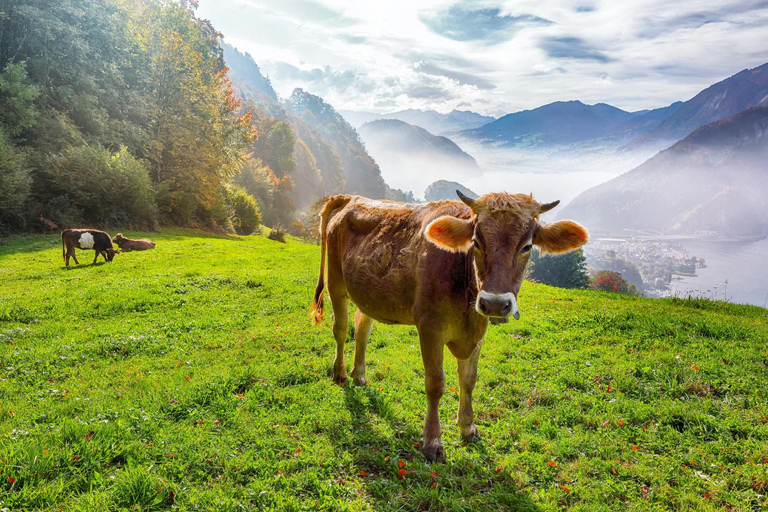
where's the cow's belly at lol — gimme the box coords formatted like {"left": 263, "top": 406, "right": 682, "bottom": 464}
{"left": 341, "top": 242, "right": 418, "bottom": 325}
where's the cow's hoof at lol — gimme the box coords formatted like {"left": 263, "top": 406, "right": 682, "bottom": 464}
{"left": 461, "top": 425, "right": 481, "bottom": 442}
{"left": 332, "top": 374, "right": 347, "bottom": 385}
{"left": 352, "top": 375, "right": 366, "bottom": 386}
{"left": 422, "top": 443, "right": 447, "bottom": 464}
{"left": 461, "top": 429, "right": 482, "bottom": 443}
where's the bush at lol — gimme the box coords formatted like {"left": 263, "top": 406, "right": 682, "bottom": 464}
{"left": 44, "top": 144, "right": 157, "bottom": 227}
{"left": 229, "top": 186, "right": 261, "bottom": 235}
{"left": 267, "top": 225, "right": 286, "bottom": 243}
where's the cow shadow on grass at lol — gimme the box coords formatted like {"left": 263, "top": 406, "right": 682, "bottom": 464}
{"left": 328, "top": 383, "right": 539, "bottom": 511}
{"left": 60, "top": 261, "right": 111, "bottom": 271}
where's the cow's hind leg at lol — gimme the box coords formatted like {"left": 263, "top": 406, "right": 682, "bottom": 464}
{"left": 351, "top": 310, "right": 373, "bottom": 386}
{"left": 329, "top": 289, "right": 349, "bottom": 384}
{"left": 457, "top": 342, "right": 482, "bottom": 440}
{"left": 68, "top": 249, "right": 79, "bottom": 266}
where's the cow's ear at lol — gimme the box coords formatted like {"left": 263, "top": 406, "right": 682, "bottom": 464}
{"left": 534, "top": 220, "right": 588, "bottom": 255}
{"left": 425, "top": 215, "right": 474, "bottom": 253}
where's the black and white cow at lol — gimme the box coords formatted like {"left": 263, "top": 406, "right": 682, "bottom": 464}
{"left": 62, "top": 229, "right": 121, "bottom": 267}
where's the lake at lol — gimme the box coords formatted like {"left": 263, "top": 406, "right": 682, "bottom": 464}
{"left": 672, "top": 239, "right": 768, "bottom": 308}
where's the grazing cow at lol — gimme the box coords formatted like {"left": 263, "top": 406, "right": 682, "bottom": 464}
{"left": 112, "top": 233, "right": 156, "bottom": 251}
{"left": 61, "top": 229, "right": 120, "bottom": 267}
{"left": 310, "top": 191, "right": 588, "bottom": 462}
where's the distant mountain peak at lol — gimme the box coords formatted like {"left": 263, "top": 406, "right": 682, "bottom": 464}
{"left": 560, "top": 106, "right": 768, "bottom": 237}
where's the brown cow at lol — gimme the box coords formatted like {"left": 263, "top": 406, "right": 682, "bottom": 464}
{"left": 112, "top": 233, "right": 156, "bottom": 251}
{"left": 310, "top": 191, "right": 588, "bottom": 462}
{"left": 62, "top": 229, "right": 120, "bottom": 267}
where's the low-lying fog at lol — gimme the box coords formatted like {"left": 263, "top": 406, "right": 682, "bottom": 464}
{"left": 381, "top": 137, "right": 657, "bottom": 212}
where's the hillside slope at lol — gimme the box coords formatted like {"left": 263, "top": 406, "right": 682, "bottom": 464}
{"left": 560, "top": 107, "right": 768, "bottom": 236}
{"left": 357, "top": 119, "right": 481, "bottom": 197}
{"left": 629, "top": 62, "right": 768, "bottom": 149}
{"left": 0, "top": 231, "right": 766, "bottom": 510}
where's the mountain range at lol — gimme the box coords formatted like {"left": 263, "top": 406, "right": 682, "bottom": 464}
{"left": 340, "top": 108, "right": 495, "bottom": 135}
{"left": 559, "top": 106, "right": 768, "bottom": 237}
{"left": 457, "top": 62, "right": 768, "bottom": 155}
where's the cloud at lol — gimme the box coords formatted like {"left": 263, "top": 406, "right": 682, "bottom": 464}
{"left": 420, "top": 4, "right": 552, "bottom": 44}
{"left": 404, "top": 82, "right": 455, "bottom": 101}
{"left": 540, "top": 36, "right": 614, "bottom": 63}
{"left": 242, "top": 0, "right": 358, "bottom": 27}
{"left": 531, "top": 62, "right": 567, "bottom": 75}
{"left": 265, "top": 61, "right": 375, "bottom": 94}
{"left": 338, "top": 34, "right": 367, "bottom": 44}
{"left": 202, "top": 0, "right": 768, "bottom": 116}
{"left": 414, "top": 62, "right": 496, "bottom": 90}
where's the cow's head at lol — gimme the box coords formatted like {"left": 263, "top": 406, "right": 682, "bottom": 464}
{"left": 105, "top": 248, "right": 121, "bottom": 262}
{"left": 425, "top": 191, "right": 588, "bottom": 322}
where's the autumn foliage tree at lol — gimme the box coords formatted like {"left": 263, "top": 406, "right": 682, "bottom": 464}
{"left": 591, "top": 270, "right": 640, "bottom": 296}
{"left": 0, "top": 0, "right": 257, "bottom": 231}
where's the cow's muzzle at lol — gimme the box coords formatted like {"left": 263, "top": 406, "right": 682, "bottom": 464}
{"left": 477, "top": 291, "right": 519, "bottom": 321}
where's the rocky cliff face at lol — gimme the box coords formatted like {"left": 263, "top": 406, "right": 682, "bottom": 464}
{"left": 424, "top": 180, "right": 478, "bottom": 202}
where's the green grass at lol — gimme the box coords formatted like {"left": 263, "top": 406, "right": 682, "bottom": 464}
{"left": 1, "top": 230, "right": 767, "bottom": 510}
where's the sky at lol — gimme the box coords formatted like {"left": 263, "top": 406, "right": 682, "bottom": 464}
{"left": 196, "top": 0, "right": 768, "bottom": 116}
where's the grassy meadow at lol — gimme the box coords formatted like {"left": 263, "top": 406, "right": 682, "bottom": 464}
{"left": 1, "top": 230, "right": 767, "bottom": 511}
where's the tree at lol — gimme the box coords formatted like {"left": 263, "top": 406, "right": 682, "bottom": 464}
{"left": 591, "top": 270, "right": 640, "bottom": 296}
{"left": 0, "top": 62, "right": 39, "bottom": 138}
{"left": 0, "top": 126, "right": 31, "bottom": 232}
{"left": 43, "top": 144, "right": 156, "bottom": 227}
{"left": 528, "top": 248, "right": 590, "bottom": 289}
{"left": 286, "top": 88, "right": 386, "bottom": 198}
{"left": 228, "top": 186, "right": 261, "bottom": 235}
{"left": 253, "top": 119, "right": 296, "bottom": 178}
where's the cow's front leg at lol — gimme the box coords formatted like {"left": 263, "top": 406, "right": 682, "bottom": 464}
{"left": 419, "top": 330, "right": 446, "bottom": 463}
{"left": 92, "top": 251, "right": 99, "bottom": 264}
{"left": 351, "top": 309, "right": 373, "bottom": 386}
{"left": 456, "top": 342, "right": 482, "bottom": 440}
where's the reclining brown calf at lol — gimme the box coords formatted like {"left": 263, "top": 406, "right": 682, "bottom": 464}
{"left": 112, "top": 233, "right": 156, "bottom": 251}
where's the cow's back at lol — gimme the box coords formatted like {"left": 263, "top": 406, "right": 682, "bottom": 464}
{"left": 326, "top": 197, "right": 471, "bottom": 325}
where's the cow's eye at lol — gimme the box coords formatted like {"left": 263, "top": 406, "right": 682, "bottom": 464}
{"left": 521, "top": 244, "right": 533, "bottom": 253}
{"left": 472, "top": 238, "right": 481, "bottom": 250}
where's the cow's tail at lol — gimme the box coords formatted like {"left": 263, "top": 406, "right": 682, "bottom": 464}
{"left": 310, "top": 195, "right": 350, "bottom": 326}
{"left": 61, "top": 233, "right": 65, "bottom": 262}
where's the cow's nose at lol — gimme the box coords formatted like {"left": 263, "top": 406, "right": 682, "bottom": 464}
{"left": 477, "top": 291, "right": 520, "bottom": 320}
{"left": 478, "top": 295, "right": 511, "bottom": 316}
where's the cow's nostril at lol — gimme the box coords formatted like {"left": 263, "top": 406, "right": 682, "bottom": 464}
{"left": 479, "top": 299, "right": 488, "bottom": 314}
{"left": 500, "top": 300, "right": 512, "bottom": 316}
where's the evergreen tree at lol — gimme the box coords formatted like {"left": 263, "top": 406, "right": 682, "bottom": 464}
{"left": 528, "top": 248, "right": 590, "bottom": 289}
